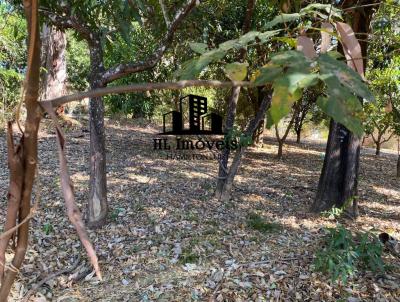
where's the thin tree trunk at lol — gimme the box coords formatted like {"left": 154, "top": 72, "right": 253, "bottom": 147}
{"left": 296, "top": 130, "right": 301, "bottom": 143}
{"left": 252, "top": 119, "right": 265, "bottom": 146}
{"left": 376, "top": 142, "right": 381, "bottom": 156}
{"left": 215, "top": 86, "right": 240, "bottom": 199}
{"left": 218, "top": 92, "right": 272, "bottom": 202}
{"left": 277, "top": 141, "right": 283, "bottom": 159}
{"left": 215, "top": 0, "right": 255, "bottom": 199}
{"left": 87, "top": 43, "right": 108, "bottom": 228}
{"left": 0, "top": 0, "right": 41, "bottom": 299}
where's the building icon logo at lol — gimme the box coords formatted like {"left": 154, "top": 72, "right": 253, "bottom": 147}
{"left": 161, "top": 94, "right": 223, "bottom": 135}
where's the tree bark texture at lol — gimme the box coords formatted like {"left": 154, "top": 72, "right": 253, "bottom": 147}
{"left": 40, "top": 24, "right": 67, "bottom": 101}
{"left": 87, "top": 42, "right": 108, "bottom": 228}
{"left": 312, "top": 120, "right": 360, "bottom": 212}
{"left": 312, "top": 0, "right": 378, "bottom": 214}
{"left": 0, "top": 0, "right": 41, "bottom": 299}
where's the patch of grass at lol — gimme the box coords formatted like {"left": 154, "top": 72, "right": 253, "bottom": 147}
{"left": 179, "top": 247, "right": 199, "bottom": 264}
{"left": 246, "top": 213, "right": 281, "bottom": 233}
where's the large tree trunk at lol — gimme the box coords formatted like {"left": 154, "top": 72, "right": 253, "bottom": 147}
{"left": 87, "top": 43, "right": 108, "bottom": 228}
{"left": 40, "top": 24, "right": 67, "bottom": 102}
{"left": 312, "top": 120, "right": 360, "bottom": 212}
{"left": 312, "top": 0, "right": 377, "bottom": 215}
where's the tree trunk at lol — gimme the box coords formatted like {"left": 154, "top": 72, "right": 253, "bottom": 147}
{"left": 277, "top": 141, "right": 283, "bottom": 159}
{"left": 312, "top": 0, "right": 377, "bottom": 215}
{"left": 397, "top": 155, "right": 400, "bottom": 178}
{"left": 0, "top": 0, "right": 41, "bottom": 298}
{"left": 296, "top": 130, "right": 301, "bottom": 143}
{"left": 40, "top": 24, "right": 67, "bottom": 102}
{"left": 215, "top": 86, "right": 240, "bottom": 199}
{"left": 215, "top": 0, "right": 255, "bottom": 199}
{"left": 87, "top": 43, "right": 108, "bottom": 228}
{"left": 252, "top": 117, "right": 265, "bottom": 146}
{"left": 375, "top": 142, "right": 381, "bottom": 156}
{"left": 218, "top": 92, "right": 272, "bottom": 202}
{"left": 312, "top": 120, "right": 360, "bottom": 213}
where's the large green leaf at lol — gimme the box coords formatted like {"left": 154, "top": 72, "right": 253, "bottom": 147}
{"left": 253, "top": 64, "right": 283, "bottom": 85}
{"left": 317, "top": 95, "right": 364, "bottom": 136}
{"left": 300, "top": 3, "right": 342, "bottom": 20}
{"left": 269, "top": 77, "right": 302, "bottom": 124}
{"left": 264, "top": 13, "right": 301, "bottom": 29}
{"left": 318, "top": 54, "right": 374, "bottom": 101}
{"left": 224, "top": 62, "right": 248, "bottom": 81}
{"left": 177, "top": 30, "right": 280, "bottom": 80}
{"left": 270, "top": 50, "right": 311, "bottom": 69}
{"left": 177, "top": 49, "right": 227, "bottom": 80}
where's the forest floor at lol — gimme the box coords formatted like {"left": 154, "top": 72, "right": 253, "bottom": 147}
{"left": 0, "top": 118, "right": 400, "bottom": 302}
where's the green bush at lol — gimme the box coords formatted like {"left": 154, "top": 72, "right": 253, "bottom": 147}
{"left": 314, "top": 225, "right": 386, "bottom": 284}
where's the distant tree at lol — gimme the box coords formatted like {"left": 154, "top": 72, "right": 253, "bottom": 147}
{"left": 38, "top": 0, "right": 200, "bottom": 227}
{"left": 292, "top": 88, "right": 319, "bottom": 144}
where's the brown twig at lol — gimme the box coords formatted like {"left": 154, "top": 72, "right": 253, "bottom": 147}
{"left": 22, "top": 255, "right": 81, "bottom": 302}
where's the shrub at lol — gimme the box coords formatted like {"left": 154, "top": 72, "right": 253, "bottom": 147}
{"left": 314, "top": 225, "right": 386, "bottom": 284}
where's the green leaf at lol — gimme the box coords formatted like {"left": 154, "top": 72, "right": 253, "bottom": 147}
{"left": 224, "top": 62, "right": 248, "bottom": 81}
{"left": 317, "top": 94, "right": 364, "bottom": 136}
{"left": 273, "top": 37, "right": 297, "bottom": 48}
{"left": 189, "top": 42, "right": 208, "bottom": 54}
{"left": 318, "top": 54, "right": 374, "bottom": 101}
{"left": 176, "top": 49, "right": 227, "bottom": 80}
{"left": 264, "top": 13, "right": 301, "bottom": 29}
{"left": 269, "top": 77, "right": 302, "bottom": 124}
{"left": 300, "top": 3, "right": 343, "bottom": 20}
{"left": 253, "top": 64, "right": 283, "bottom": 85}
{"left": 270, "top": 50, "right": 311, "bottom": 69}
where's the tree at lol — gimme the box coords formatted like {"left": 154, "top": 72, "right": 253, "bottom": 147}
{"left": 364, "top": 101, "right": 394, "bottom": 155}
{"left": 215, "top": 0, "right": 257, "bottom": 200}
{"left": 292, "top": 88, "right": 319, "bottom": 143}
{"left": 312, "top": 0, "right": 379, "bottom": 214}
{"left": 39, "top": 0, "right": 200, "bottom": 227}
{"left": 177, "top": 3, "right": 374, "bottom": 202}
{"left": 275, "top": 110, "right": 296, "bottom": 159}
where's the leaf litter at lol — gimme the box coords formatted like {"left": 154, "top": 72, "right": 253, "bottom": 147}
{"left": 0, "top": 119, "right": 399, "bottom": 301}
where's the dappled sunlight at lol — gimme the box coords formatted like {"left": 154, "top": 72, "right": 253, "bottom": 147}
{"left": 372, "top": 186, "right": 400, "bottom": 200}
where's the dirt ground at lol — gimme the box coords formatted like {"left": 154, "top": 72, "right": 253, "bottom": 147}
{"left": 0, "top": 119, "right": 399, "bottom": 301}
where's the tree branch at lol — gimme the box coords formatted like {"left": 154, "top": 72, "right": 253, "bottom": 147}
{"left": 41, "top": 80, "right": 254, "bottom": 108}
{"left": 158, "top": 0, "right": 170, "bottom": 26}
{"left": 101, "top": 0, "right": 201, "bottom": 84}
{"left": 39, "top": 8, "right": 92, "bottom": 42}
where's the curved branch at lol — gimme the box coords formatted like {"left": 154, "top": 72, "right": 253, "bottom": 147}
{"left": 41, "top": 80, "right": 254, "bottom": 108}
{"left": 101, "top": 0, "right": 201, "bottom": 84}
